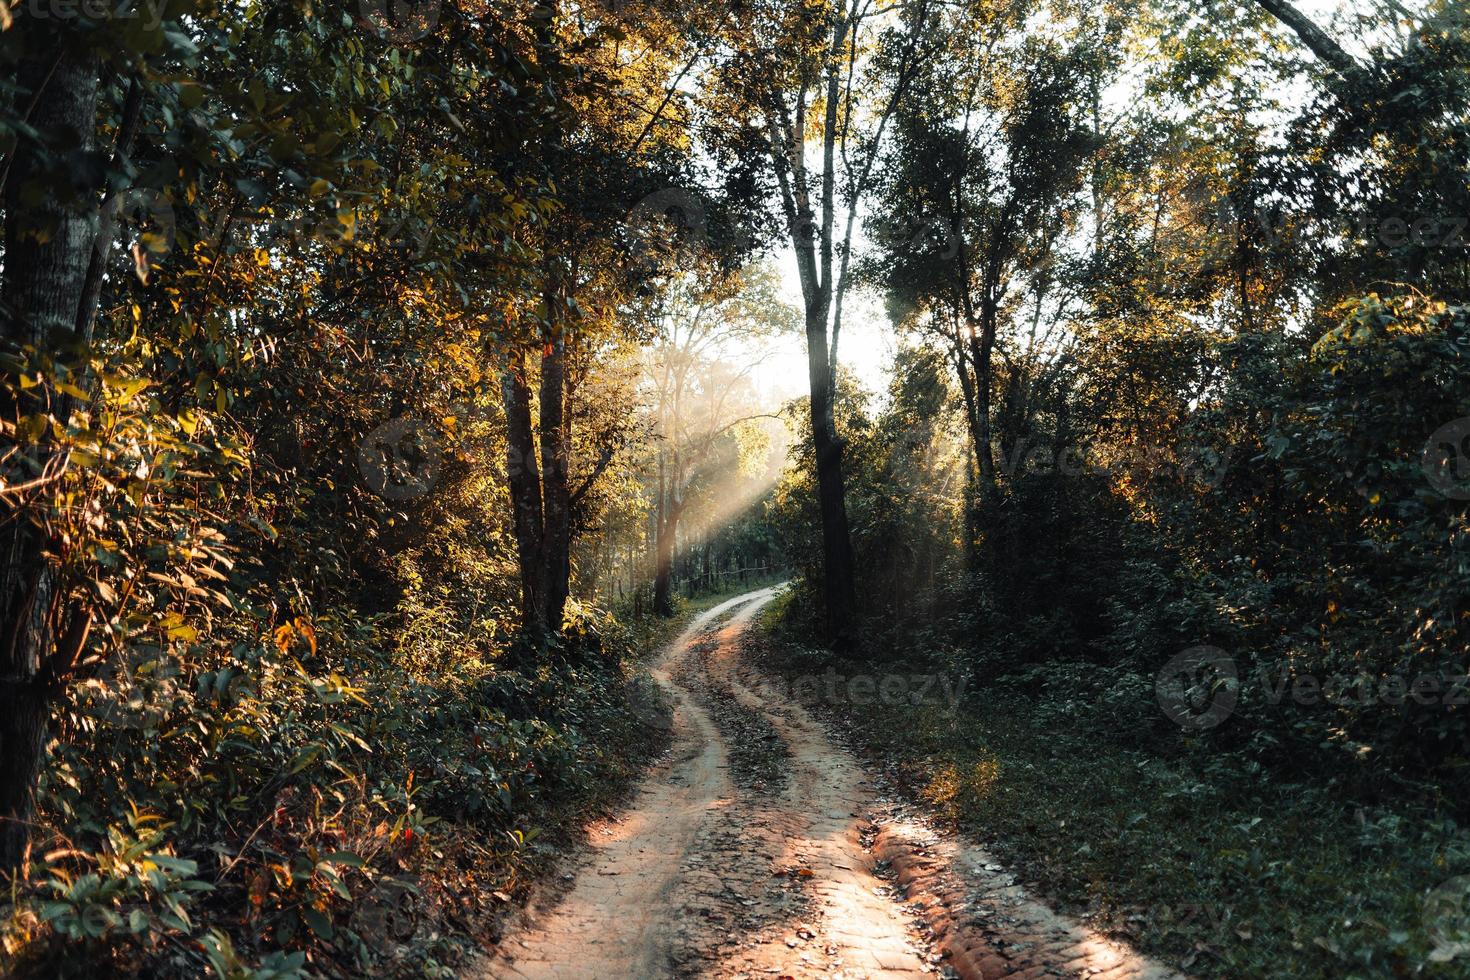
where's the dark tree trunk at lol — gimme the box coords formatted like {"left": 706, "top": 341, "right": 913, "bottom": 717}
{"left": 653, "top": 508, "right": 678, "bottom": 617}
{"left": 539, "top": 337, "right": 571, "bottom": 632}
{"left": 0, "top": 39, "right": 102, "bottom": 879}
{"left": 950, "top": 333, "right": 984, "bottom": 564}
{"left": 967, "top": 307, "right": 999, "bottom": 498}
{"left": 652, "top": 454, "right": 675, "bottom": 616}
{"left": 805, "top": 314, "right": 858, "bottom": 649}
{"left": 1251, "top": 0, "right": 1362, "bottom": 81}
{"left": 500, "top": 350, "right": 548, "bottom": 642}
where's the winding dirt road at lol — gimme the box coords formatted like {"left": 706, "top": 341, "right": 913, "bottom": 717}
{"left": 480, "top": 587, "right": 1184, "bottom": 980}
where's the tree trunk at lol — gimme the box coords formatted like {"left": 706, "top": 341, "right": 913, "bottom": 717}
{"left": 652, "top": 453, "right": 674, "bottom": 616}
{"left": 653, "top": 491, "right": 682, "bottom": 618}
{"left": 951, "top": 337, "right": 984, "bottom": 566}
{"left": 0, "top": 39, "right": 102, "bottom": 879}
{"left": 500, "top": 349, "right": 548, "bottom": 642}
{"left": 967, "top": 309, "right": 998, "bottom": 498}
{"left": 653, "top": 515, "right": 676, "bottom": 616}
{"left": 539, "top": 336, "right": 572, "bottom": 632}
{"left": 970, "top": 321, "right": 993, "bottom": 493}
{"left": 1251, "top": 0, "right": 1362, "bottom": 81}
{"left": 805, "top": 312, "right": 858, "bottom": 648}
{"left": 75, "top": 77, "right": 144, "bottom": 341}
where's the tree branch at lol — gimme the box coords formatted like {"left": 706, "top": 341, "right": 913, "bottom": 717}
{"left": 1251, "top": 0, "right": 1363, "bottom": 81}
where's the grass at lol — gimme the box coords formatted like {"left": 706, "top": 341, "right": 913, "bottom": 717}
{"left": 752, "top": 593, "right": 1470, "bottom": 980}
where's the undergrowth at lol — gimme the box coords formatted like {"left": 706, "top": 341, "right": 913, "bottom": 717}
{"left": 1, "top": 600, "right": 677, "bottom": 979}
{"left": 755, "top": 592, "right": 1470, "bottom": 980}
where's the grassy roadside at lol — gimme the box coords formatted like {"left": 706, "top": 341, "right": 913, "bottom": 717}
{"left": 3, "top": 593, "right": 735, "bottom": 980}
{"left": 750, "top": 593, "right": 1470, "bottom": 980}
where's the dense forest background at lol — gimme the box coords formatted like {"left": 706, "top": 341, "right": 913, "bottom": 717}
{"left": 2, "top": 0, "right": 1468, "bottom": 976}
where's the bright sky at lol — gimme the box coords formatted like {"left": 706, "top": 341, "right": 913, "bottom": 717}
{"left": 751, "top": 277, "right": 896, "bottom": 402}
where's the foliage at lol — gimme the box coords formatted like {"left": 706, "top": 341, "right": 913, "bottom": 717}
{"left": 0, "top": 1, "right": 695, "bottom": 976}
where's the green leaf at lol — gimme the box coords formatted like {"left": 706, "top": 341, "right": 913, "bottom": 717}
{"left": 302, "top": 905, "right": 334, "bottom": 940}
{"left": 320, "top": 850, "right": 365, "bottom": 868}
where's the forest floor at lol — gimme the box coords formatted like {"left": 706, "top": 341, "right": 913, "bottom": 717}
{"left": 475, "top": 587, "right": 1183, "bottom": 980}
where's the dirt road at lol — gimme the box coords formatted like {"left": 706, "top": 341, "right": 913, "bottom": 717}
{"left": 481, "top": 587, "right": 1184, "bottom": 980}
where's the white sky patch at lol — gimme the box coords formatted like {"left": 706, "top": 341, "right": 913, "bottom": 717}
{"left": 751, "top": 267, "right": 896, "bottom": 402}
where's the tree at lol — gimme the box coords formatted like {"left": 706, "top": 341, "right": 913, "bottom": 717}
{"left": 0, "top": 0, "right": 559, "bottom": 878}
{"left": 494, "top": 0, "right": 702, "bottom": 645}
{"left": 1250, "top": 0, "right": 1363, "bottom": 80}
{"left": 706, "top": 0, "right": 937, "bottom": 646}
{"left": 867, "top": 0, "right": 1095, "bottom": 517}
{"left": 0, "top": 15, "right": 104, "bottom": 876}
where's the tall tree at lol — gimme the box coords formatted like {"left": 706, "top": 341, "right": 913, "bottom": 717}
{"left": 0, "top": 17, "right": 104, "bottom": 876}
{"left": 708, "top": 0, "right": 935, "bottom": 645}
{"left": 867, "top": 1, "right": 1095, "bottom": 509}
{"left": 496, "top": 0, "right": 699, "bottom": 643}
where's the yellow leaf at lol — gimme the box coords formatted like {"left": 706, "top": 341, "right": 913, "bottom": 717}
{"left": 293, "top": 618, "right": 317, "bottom": 655}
